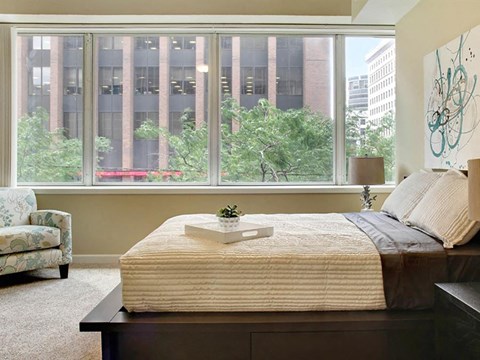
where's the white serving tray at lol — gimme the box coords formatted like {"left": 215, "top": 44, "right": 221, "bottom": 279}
{"left": 184, "top": 222, "right": 274, "bottom": 244}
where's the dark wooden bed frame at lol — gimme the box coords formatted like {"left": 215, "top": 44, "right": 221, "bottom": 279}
{"left": 80, "top": 284, "right": 436, "bottom": 360}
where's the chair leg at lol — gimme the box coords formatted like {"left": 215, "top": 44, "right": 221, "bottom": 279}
{"left": 59, "top": 264, "right": 69, "bottom": 279}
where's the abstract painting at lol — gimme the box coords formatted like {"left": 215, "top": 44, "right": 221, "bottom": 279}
{"left": 424, "top": 25, "right": 480, "bottom": 169}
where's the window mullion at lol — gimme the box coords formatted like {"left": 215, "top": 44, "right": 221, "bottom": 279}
{"left": 334, "top": 35, "right": 346, "bottom": 185}
{"left": 0, "top": 25, "right": 13, "bottom": 187}
{"left": 208, "top": 33, "right": 220, "bottom": 186}
{"left": 83, "top": 34, "right": 94, "bottom": 186}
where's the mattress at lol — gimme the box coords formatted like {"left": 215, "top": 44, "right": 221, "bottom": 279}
{"left": 120, "top": 213, "right": 387, "bottom": 312}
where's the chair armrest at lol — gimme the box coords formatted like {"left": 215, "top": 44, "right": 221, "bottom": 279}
{"left": 30, "top": 210, "right": 72, "bottom": 264}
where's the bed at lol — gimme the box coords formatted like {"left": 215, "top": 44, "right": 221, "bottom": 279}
{"left": 80, "top": 169, "right": 480, "bottom": 359}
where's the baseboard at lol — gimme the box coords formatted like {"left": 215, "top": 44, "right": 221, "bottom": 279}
{"left": 73, "top": 254, "right": 121, "bottom": 265}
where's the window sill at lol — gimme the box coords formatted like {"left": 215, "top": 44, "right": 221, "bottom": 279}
{"left": 29, "top": 185, "right": 395, "bottom": 195}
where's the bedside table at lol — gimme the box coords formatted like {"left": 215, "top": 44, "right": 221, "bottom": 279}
{"left": 435, "top": 283, "right": 480, "bottom": 359}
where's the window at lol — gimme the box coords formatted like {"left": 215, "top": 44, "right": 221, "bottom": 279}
{"left": 220, "top": 35, "right": 334, "bottom": 183}
{"left": 276, "top": 67, "right": 302, "bottom": 96}
{"left": 17, "top": 35, "right": 84, "bottom": 184}
{"left": 64, "top": 67, "right": 82, "bottom": 95}
{"left": 345, "top": 37, "right": 396, "bottom": 183}
{"left": 241, "top": 67, "right": 267, "bottom": 95}
{"left": 135, "top": 36, "right": 159, "bottom": 50}
{"left": 170, "top": 67, "right": 196, "bottom": 95}
{"left": 135, "top": 67, "right": 159, "bottom": 94}
{"left": 134, "top": 112, "right": 159, "bottom": 173}
{"left": 29, "top": 67, "right": 51, "bottom": 95}
{"left": 221, "top": 67, "right": 232, "bottom": 95}
{"left": 32, "top": 36, "right": 51, "bottom": 50}
{"left": 98, "top": 36, "right": 123, "bottom": 50}
{"left": 64, "top": 112, "right": 83, "bottom": 139}
{"left": 14, "top": 29, "right": 395, "bottom": 186}
{"left": 170, "top": 36, "right": 196, "bottom": 50}
{"left": 99, "top": 67, "right": 123, "bottom": 95}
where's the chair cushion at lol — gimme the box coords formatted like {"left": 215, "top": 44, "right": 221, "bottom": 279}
{"left": 0, "top": 225, "right": 61, "bottom": 255}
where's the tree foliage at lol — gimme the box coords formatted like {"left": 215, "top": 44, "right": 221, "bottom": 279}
{"left": 17, "top": 108, "right": 112, "bottom": 183}
{"left": 17, "top": 101, "right": 395, "bottom": 184}
{"left": 135, "top": 98, "right": 395, "bottom": 183}
{"left": 135, "top": 97, "right": 334, "bottom": 183}
{"left": 220, "top": 97, "right": 333, "bottom": 182}
{"left": 345, "top": 107, "right": 396, "bottom": 182}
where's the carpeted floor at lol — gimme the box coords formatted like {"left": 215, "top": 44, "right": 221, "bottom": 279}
{"left": 0, "top": 264, "right": 120, "bottom": 360}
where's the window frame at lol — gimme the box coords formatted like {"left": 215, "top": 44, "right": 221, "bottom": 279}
{"left": 9, "top": 26, "right": 395, "bottom": 189}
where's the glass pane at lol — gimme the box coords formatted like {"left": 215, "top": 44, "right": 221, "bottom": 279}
{"left": 95, "top": 35, "right": 209, "bottom": 183}
{"left": 345, "top": 37, "right": 396, "bottom": 183}
{"left": 220, "top": 35, "right": 334, "bottom": 184}
{"left": 16, "top": 35, "right": 84, "bottom": 184}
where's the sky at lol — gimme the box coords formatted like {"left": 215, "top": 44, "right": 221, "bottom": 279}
{"left": 345, "top": 37, "right": 383, "bottom": 79}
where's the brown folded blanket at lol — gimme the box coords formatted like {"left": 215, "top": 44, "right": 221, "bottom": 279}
{"left": 344, "top": 212, "right": 447, "bottom": 309}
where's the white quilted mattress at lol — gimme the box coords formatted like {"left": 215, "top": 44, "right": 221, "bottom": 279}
{"left": 120, "top": 213, "right": 386, "bottom": 312}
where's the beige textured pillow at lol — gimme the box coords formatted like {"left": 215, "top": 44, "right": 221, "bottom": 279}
{"left": 406, "top": 169, "right": 480, "bottom": 248}
{"left": 381, "top": 171, "right": 442, "bottom": 223}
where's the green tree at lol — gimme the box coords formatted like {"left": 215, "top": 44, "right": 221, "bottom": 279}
{"left": 17, "top": 108, "right": 112, "bottom": 183}
{"left": 345, "top": 107, "right": 396, "bottom": 182}
{"left": 135, "top": 98, "right": 334, "bottom": 183}
{"left": 221, "top": 97, "right": 333, "bottom": 182}
{"left": 134, "top": 100, "right": 395, "bottom": 184}
{"left": 134, "top": 108, "right": 208, "bottom": 182}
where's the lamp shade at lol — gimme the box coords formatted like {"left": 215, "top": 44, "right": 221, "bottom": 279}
{"left": 348, "top": 156, "right": 385, "bottom": 185}
{"left": 468, "top": 159, "right": 480, "bottom": 221}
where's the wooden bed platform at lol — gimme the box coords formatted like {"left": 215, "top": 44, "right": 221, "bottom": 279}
{"left": 80, "top": 284, "right": 436, "bottom": 360}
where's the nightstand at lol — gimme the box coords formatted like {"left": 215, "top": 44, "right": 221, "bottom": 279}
{"left": 435, "top": 283, "right": 480, "bottom": 359}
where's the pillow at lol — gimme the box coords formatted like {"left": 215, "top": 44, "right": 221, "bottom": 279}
{"left": 381, "top": 170, "right": 442, "bottom": 223}
{"left": 406, "top": 169, "right": 480, "bottom": 248}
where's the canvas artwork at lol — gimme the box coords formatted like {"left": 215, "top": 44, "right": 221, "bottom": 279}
{"left": 424, "top": 25, "right": 480, "bottom": 169}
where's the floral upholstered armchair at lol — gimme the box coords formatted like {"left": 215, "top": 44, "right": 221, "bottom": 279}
{"left": 0, "top": 188, "right": 72, "bottom": 278}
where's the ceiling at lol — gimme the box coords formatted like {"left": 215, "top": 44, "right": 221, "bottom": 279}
{"left": 352, "top": 0, "right": 421, "bottom": 25}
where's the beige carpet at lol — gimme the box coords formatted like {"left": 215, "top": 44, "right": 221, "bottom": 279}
{"left": 0, "top": 264, "right": 120, "bottom": 360}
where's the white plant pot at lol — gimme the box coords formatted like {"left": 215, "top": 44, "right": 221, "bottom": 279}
{"left": 218, "top": 217, "right": 240, "bottom": 230}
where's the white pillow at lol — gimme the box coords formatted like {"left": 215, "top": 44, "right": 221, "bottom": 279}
{"left": 406, "top": 169, "right": 480, "bottom": 248}
{"left": 381, "top": 170, "right": 442, "bottom": 223}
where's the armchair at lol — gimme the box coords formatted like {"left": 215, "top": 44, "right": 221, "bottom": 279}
{"left": 0, "top": 188, "right": 72, "bottom": 278}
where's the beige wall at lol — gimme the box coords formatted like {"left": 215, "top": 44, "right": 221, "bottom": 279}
{"left": 396, "top": 0, "right": 480, "bottom": 181}
{"left": 37, "top": 192, "right": 389, "bottom": 255}
{"left": 0, "top": 0, "right": 350, "bottom": 16}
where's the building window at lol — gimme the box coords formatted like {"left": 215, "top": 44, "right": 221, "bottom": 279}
{"left": 170, "top": 67, "right": 196, "bottom": 95}
{"left": 170, "top": 36, "right": 196, "bottom": 50}
{"left": 135, "top": 66, "right": 159, "bottom": 94}
{"left": 32, "top": 36, "right": 51, "bottom": 50}
{"left": 221, "top": 67, "right": 232, "bottom": 95}
{"left": 221, "top": 37, "right": 232, "bottom": 50}
{"left": 64, "top": 112, "right": 83, "bottom": 139}
{"left": 98, "top": 36, "right": 123, "bottom": 50}
{"left": 64, "top": 37, "right": 83, "bottom": 50}
{"left": 135, "top": 36, "right": 159, "bottom": 50}
{"left": 64, "top": 67, "right": 82, "bottom": 95}
{"left": 134, "top": 112, "right": 160, "bottom": 171}
{"left": 169, "top": 110, "right": 196, "bottom": 135}
{"left": 276, "top": 67, "right": 302, "bottom": 95}
{"left": 99, "top": 67, "right": 123, "bottom": 95}
{"left": 241, "top": 67, "right": 267, "bottom": 95}
{"left": 29, "top": 67, "right": 51, "bottom": 96}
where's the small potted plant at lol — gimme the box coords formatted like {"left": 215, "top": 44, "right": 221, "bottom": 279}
{"left": 216, "top": 204, "right": 242, "bottom": 229}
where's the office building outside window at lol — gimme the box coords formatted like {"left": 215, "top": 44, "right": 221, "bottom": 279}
{"left": 14, "top": 31, "right": 394, "bottom": 185}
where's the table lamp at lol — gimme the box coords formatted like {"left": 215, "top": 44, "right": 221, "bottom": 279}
{"left": 468, "top": 158, "right": 480, "bottom": 221}
{"left": 348, "top": 156, "right": 385, "bottom": 211}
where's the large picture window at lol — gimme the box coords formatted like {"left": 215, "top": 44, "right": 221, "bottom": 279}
{"left": 14, "top": 30, "right": 395, "bottom": 186}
